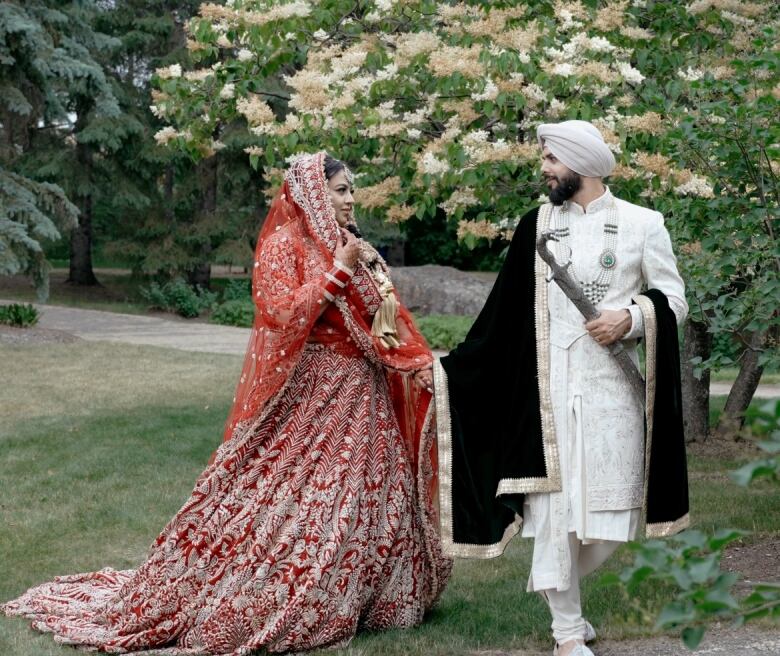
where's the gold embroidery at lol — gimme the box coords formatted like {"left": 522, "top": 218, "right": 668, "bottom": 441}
{"left": 647, "top": 513, "right": 690, "bottom": 538}
{"left": 495, "top": 205, "right": 561, "bottom": 495}
{"left": 432, "top": 209, "right": 565, "bottom": 557}
{"left": 433, "top": 360, "right": 523, "bottom": 558}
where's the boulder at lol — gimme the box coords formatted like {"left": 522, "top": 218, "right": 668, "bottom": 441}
{"left": 390, "top": 264, "right": 495, "bottom": 316}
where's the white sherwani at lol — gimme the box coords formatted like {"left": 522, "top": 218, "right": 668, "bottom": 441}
{"left": 522, "top": 188, "right": 688, "bottom": 591}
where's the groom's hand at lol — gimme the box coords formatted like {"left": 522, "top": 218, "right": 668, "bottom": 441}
{"left": 585, "top": 309, "right": 631, "bottom": 346}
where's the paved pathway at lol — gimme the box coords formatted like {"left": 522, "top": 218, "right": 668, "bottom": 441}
{"left": 4, "top": 301, "right": 780, "bottom": 398}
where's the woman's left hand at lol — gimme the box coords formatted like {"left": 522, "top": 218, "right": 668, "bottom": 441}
{"left": 414, "top": 367, "right": 434, "bottom": 393}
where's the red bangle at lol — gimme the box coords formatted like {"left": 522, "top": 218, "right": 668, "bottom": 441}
{"left": 323, "top": 264, "right": 353, "bottom": 300}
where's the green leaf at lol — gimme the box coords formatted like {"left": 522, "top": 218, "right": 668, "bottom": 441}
{"left": 682, "top": 626, "right": 706, "bottom": 650}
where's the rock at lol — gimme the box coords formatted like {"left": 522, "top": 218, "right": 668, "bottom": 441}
{"left": 390, "top": 264, "right": 495, "bottom": 316}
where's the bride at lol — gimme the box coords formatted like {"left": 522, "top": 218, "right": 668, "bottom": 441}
{"left": 3, "top": 151, "right": 451, "bottom": 655}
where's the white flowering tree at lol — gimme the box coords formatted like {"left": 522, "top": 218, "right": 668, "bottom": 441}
{"left": 154, "top": 0, "right": 779, "bottom": 438}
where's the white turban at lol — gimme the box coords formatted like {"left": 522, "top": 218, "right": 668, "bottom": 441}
{"left": 536, "top": 120, "right": 616, "bottom": 178}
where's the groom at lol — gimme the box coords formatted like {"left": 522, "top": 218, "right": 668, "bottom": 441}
{"left": 432, "top": 120, "right": 690, "bottom": 656}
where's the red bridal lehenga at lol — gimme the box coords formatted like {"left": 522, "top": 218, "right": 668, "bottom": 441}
{"left": 2, "top": 152, "right": 452, "bottom": 655}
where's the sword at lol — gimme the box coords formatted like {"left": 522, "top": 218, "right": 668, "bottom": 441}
{"left": 536, "top": 229, "right": 646, "bottom": 408}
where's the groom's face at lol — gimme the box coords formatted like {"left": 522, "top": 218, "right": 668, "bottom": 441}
{"left": 541, "top": 146, "right": 582, "bottom": 206}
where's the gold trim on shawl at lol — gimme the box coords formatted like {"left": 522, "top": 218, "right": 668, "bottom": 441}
{"left": 635, "top": 294, "right": 688, "bottom": 538}
{"left": 431, "top": 206, "right": 561, "bottom": 558}
{"left": 497, "top": 204, "right": 560, "bottom": 495}
{"left": 647, "top": 513, "right": 691, "bottom": 538}
{"left": 634, "top": 293, "right": 656, "bottom": 539}
{"left": 433, "top": 359, "right": 523, "bottom": 559}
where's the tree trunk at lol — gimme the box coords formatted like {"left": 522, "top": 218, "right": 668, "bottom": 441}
{"left": 714, "top": 331, "right": 766, "bottom": 440}
{"left": 385, "top": 238, "right": 406, "bottom": 266}
{"left": 681, "top": 318, "right": 712, "bottom": 443}
{"left": 68, "top": 97, "right": 98, "bottom": 286}
{"left": 187, "top": 155, "right": 217, "bottom": 289}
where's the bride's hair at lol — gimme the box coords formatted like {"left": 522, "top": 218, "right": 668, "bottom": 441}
{"left": 323, "top": 154, "right": 362, "bottom": 239}
{"left": 323, "top": 154, "right": 346, "bottom": 180}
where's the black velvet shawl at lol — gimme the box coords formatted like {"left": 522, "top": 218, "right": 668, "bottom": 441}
{"left": 434, "top": 207, "right": 689, "bottom": 558}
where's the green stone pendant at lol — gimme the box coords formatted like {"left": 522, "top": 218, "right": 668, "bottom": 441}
{"left": 599, "top": 249, "right": 617, "bottom": 270}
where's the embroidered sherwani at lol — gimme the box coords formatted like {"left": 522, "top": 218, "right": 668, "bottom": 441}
{"left": 521, "top": 188, "right": 688, "bottom": 591}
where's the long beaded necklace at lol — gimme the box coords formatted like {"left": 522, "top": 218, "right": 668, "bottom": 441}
{"left": 553, "top": 199, "right": 619, "bottom": 305}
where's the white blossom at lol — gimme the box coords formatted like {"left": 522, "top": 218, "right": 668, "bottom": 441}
{"left": 674, "top": 174, "right": 715, "bottom": 198}
{"left": 375, "top": 0, "right": 394, "bottom": 11}
{"left": 220, "top": 83, "right": 235, "bottom": 99}
{"left": 375, "top": 63, "right": 398, "bottom": 81}
{"left": 364, "top": 11, "right": 381, "bottom": 22}
{"left": 403, "top": 108, "right": 427, "bottom": 124}
{"left": 154, "top": 126, "right": 178, "bottom": 145}
{"left": 472, "top": 79, "right": 499, "bottom": 101}
{"left": 678, "top": 66, "right": 704, "bottom": 81}
{"left": 376, "top": 100, "right": 396, "bottom": 119}
{"left": 285, "top": 151, "right": 317, "bottom": 166}
{"left": 237, "top": 49, "right": 253, "bottom": 62}
{"left": 157, "top": 63, "right": 182, "bottom": 79}
{"left": 617, "top": 61, "right": 645, "bottom": 85}
{"left": 588, "top": 36, "right": 616, "bottom": 53}
{"left": 559, "top": 9, "right": 581, "bottom": 31}
{"left": 722, "top": 10, "right": 755, "bottom": 26}
{"left": 313, "top": 29, "right": 328, "bottom": 41}
{"left": 552, "top": 62, "right": 575, "bottom": 77}
{"left": 549, "top": 98, "right": 567, "bottom": 116}
{"left": 406, "top": 128, "right": 422, "bottom": 139}
{"left": 524, "top": 83, "right": 548, "bottom": 103}
{"left": 420, "top": 152, "right": 450, "bottom": 175}
{"left": 518, "top": 51, "right": 531, "bottom": 64}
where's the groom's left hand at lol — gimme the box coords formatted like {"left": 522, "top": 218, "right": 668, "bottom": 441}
{"left": 585, "top": 309, "right": 632, "bottom": 346}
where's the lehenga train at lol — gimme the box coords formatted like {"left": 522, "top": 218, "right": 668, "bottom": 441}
{"left": 3, "top": 345, "right": 449, "bottom": 654}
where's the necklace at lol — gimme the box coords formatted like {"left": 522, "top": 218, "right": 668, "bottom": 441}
{"left": 553, "top": 199, "right": 619, "bottom": 305}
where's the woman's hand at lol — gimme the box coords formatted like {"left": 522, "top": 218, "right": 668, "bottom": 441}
{"left": 334, "top": 228, "right": 360, "bottom": 270}
{"left": 413, "top": 367, "right": 434, "bottom": 393}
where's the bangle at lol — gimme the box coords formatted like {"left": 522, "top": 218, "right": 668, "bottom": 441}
{"left": 323, "top": 264, "right": 354, "bottom": 300}
{"left": 333, "top": 259, "right": 355, "bottom": 276}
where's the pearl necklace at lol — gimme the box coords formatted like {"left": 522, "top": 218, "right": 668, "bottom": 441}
{"left": 553, "top": 199, "right": 619, "bottom": 305}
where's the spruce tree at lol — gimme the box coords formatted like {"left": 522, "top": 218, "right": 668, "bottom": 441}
{"left": 0, "top": 1, "right": 89, "bottom": 298}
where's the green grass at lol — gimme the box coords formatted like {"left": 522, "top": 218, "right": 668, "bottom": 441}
{"left": 1, "top": 342, "right": 778, "bottom": 655}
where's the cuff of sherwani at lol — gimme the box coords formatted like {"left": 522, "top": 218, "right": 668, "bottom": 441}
{"left": 623, "top": 305, "right": 644, "bottom": 340}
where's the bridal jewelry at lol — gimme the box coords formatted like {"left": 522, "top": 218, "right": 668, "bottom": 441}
{"left": 554, "top": 200, "right": 619, "bottom": 305}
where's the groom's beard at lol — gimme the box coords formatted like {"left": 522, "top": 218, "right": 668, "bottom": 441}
{"left": 546, "top": 171, "right": 582, "bottom": 205}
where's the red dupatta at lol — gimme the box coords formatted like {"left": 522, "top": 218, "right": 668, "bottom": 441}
{"left": 222, "top": 152, "right": 436, "bottom": 487}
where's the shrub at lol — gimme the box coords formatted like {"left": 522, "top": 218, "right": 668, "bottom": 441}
{"left": 0, "top": 303, "right": 40, "bottom": 327}
{"left": 221, "top": 278, "right": 251, "bottom": 301}
{"left": 210, "top": 299, "right": 255, "bottom": 328}
{"left": 140, "top": 278, "right": 217, "bottom": 318}
{"left": 415, "top": 314, "right": 474, "bottom": 351}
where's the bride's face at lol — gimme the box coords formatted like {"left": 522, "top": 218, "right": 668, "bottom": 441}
{"left": 327, "top": 170, "right": 355, "bottom": 226}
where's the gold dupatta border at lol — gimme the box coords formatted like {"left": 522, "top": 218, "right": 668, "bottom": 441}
{"left": 634, "top": 293, "right": 690, "bottom": 538}
{"left": 433, "top": 360, "right": 522, "bottom": 559}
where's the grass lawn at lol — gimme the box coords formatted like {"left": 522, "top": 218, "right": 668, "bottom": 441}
{"left": 1, "top": 341, "right": 778, "bottom": 655}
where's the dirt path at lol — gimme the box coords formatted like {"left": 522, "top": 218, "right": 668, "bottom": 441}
{"left": 3, "top": 302, "right": 779, "bottom": 399}
{"left": 471, "top": 625, "right": 780, "bottom": 655}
